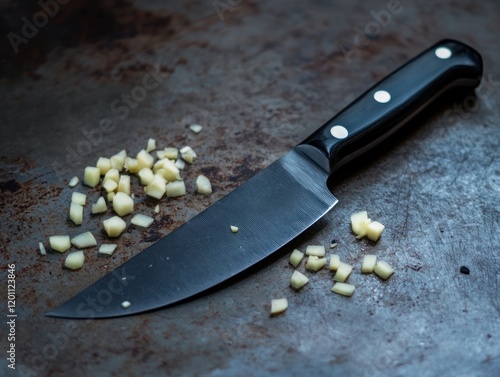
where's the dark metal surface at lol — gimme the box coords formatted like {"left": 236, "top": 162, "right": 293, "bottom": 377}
{"left": 47, "top": 149, "right": 336, "bottom": 318}
{"left": 1, "top": 0, "right": 499, "bottom": 376}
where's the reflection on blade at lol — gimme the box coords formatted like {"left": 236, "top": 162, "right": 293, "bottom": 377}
{"left": 46, "top": 149, "right": 337, "bottom": 319}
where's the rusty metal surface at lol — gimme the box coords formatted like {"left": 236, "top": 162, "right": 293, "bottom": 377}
{"left": 1, "top": 0, "right": 500, "bottom": 376}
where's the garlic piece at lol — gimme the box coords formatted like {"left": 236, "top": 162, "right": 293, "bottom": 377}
{"left": 366, "top": 221, "right": 385, "bottom": 242}
{"left": 351, "top": 211, "right": 371, "bottom": 238}
{"left": 180, "top": 146, "right": 197, "bottom": 164}
{"left": 71, "top": 231, "right": 97, "bottom": 249}
{"left": 83, "top": 166, "right": 100, "bottom": 188}
{"left": 333, "top": 262, "right": 353, "bottom": 282}
{"left": 289, "top": 249, "right": 304, "bottom": 268}
{"left": 329, "top": 254, "right": 341, "bottom": 271}
{"left": 136, "top": 149, "right": 154, "bottom": 171}
{"left": 71, "top": 192, "right": 87, "bottom": 206}
{"left": 49, "top": 235, "right": 71, "bottom": 253}
{"left": 175, "top": 159, "right": 185, "bottom": 170}
{"left": 306, "top": 256, "right": 326, "bottom": 272}
{"left": 69, "top": 203, "right": 83, "bottom": 225}
{"left": 103, "top": 216, "right": 127, "bottom": 237}
{"left": 146, "top": 138, "right": 156, "bottom": 152}
{"left": 156, "top": 159, "right": 181, "bottom": 182}
{"left": 156, "top": 150, "right": 165, "bottom": 159}
{"left": 131, "top": 214, "right": 154, "bottom": 228}
{"left": 102, "top": 178, "right": 118, "bottom": 193}
{"left": 166, "top": 180, "right": 186, "bottom": 197}
{"left": 270, "top": 298, "right": 288, "bottom": 316}
{"left": 305, "top": 245, "right": 325, "bottom": 257}
{"left": 138, "top": 168, "right": 155, "bottom": 186}
{"left": 39, "top": 242, "right": 46, "bottom": 255}
{"left": 145, "top": 174, "right": 167, "bottom": 199}
{"left": 111, "top": 150, "right": 126, "bottom": 171}
{"left": 99, "top": 244, "right": 117, "bottom": 255}
{"left": 190, "top": 124, "right": 203, "bottom": 134}
{"left": 125, "top": 157, "right": 140, "bottom": 174}
{"left": 290, "top": 270, "right": 309, "bottom": 290}
{"left": 361, "top": 255, "right": 377, "bottom": 273}
{"left": 112, "top": 192, "right": 134, "bottom": 217}
{"left": 196, "top": 175, "right": 212, "bottom": 195}
{"left": 331, "top": 282, "right": 355, "bottom": 297}
{"left": 96, "top": 157, "right": 112, "bottom": 175}
{"left": 64, "top": 251, "right": 85, "bottom": 270}
{"left": 117, "top": 175, "right": 130, "bottom": 195}
{"left": 68, "top": 176, "right": 79, "bottom": 188}
{"left": 91, "top": 196, "right": 107, "bottom": 214}
{"left": 163, "top": 147, "right": 179, "bottom": 160}
{"left": 374, "top": 260, "right": 394, "bottom": 280}
{"left": 104, "top": 168, "right": 120, "bottom": 183}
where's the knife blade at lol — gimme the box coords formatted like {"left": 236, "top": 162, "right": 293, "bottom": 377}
{"left": 46, "top": 39, "right": 482, "bottom": 319}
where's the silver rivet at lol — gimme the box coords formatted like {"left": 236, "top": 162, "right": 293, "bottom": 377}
{"left": 330, "top": 125, "right": 348, "bottom": 139}
{"left": 374, "top": 90, "right": 391, "bottom": 103}
{"left": 435, "top": 47, "right": 452, "bottom": 59}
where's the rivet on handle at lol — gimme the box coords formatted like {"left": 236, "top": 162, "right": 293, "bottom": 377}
{"left": 435, "top": 47, "right": 452, "bottom": 59}
{"left": 373, "top": 90, "right": 391, "bottom": 103}
{"left": 330, "top": 125, "right": 348, "bottom": 139}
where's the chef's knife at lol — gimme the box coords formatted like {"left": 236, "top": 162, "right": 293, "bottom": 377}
{"left": 46, "top": 39, "right": 482, "bottom": 319}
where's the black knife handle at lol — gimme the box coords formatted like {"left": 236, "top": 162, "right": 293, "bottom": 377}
{"left": 297, "top": 39, "right": 483, "bottom": 172}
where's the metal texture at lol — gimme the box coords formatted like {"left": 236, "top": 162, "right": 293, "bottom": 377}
{"left": 47, "top": 149, "right": 336, "bottom": 318}
{"left": 1, "top": 0, "right": 500, "bottom": 376}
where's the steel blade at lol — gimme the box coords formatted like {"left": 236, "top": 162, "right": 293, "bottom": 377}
{"left": 46, "top": 149, "right": 337, "bottom": 318}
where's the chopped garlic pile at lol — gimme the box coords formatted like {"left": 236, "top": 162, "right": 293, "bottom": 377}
{"left": 42, "top": 135, "right": 213, "bottom": 274}
{"left": 274, "top": 211, "right": 395, "bottom": 315}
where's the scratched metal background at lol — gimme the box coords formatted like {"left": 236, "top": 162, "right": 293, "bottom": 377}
{"left": 1, "top": 0, "right": 500, "bottom": 376}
